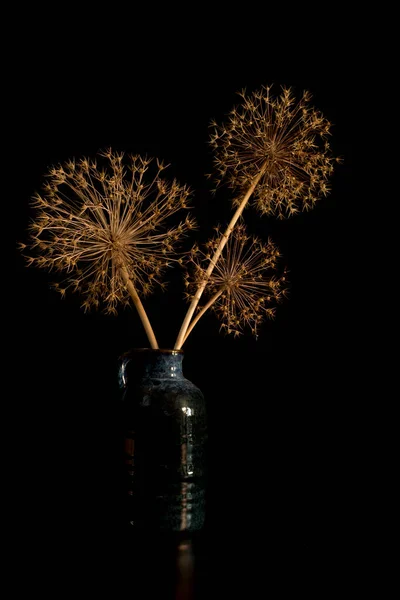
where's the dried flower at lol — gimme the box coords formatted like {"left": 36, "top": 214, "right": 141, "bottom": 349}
{"left": 21, "top": 82, "right": 339, "bottom": 350}
{"left": 23, "top": 149, "right": 195, "bottom": 316}
{"left": 209, "top": 85, "right": 338, "bottom": 218}
{"left": 184, "top": 224, "right": 287, "bottom": 339}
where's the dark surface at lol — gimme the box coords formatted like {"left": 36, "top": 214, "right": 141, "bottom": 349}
{"left": 13, "top": 27, "right": 363, "bottom": 597}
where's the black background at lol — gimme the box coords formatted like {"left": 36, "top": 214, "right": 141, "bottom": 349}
{"left": 13, "top": 18, "right": 364, "bottom": 597}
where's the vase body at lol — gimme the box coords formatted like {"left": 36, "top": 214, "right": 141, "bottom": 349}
{"left": 119, "top": 349, "right": 207, "bottom": 532}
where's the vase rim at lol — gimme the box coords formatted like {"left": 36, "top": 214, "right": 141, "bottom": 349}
{"left": 126, "top": 348, "right": 184, "bottom": 354}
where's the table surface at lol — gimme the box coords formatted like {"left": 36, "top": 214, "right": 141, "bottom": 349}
{"left": 19, "top": 478, "right": 357, "bottom": 598}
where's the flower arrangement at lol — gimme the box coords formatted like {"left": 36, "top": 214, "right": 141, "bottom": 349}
{"left": 20, "top": 84, "right": 339, "bottom": 350}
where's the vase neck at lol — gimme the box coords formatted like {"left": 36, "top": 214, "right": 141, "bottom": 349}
{"left": 119, "top": 349, "right": 184, "bottom": 386}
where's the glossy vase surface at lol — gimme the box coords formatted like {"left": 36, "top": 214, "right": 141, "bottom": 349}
{"left": 119, "top": 349, "right": 207, "bottom": 532}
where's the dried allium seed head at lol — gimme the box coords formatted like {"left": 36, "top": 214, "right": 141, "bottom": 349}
{"left": 210, "top": 85, "right": 339, "bottom": 218}
{"left": 23, "top": 150, "right": 194, "bottom": 314}
{"left": 185, "top": 224, "right": 288, "bottom": 337}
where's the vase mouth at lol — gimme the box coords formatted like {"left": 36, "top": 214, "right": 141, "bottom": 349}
{"left": 127, "top": 348, "right": 184, "bottom": 355}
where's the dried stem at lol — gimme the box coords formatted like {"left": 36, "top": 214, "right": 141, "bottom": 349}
{"left": 182, "top": 288, "right": 224, "bottom": 345}
{"left": 119, "top": 264, "right": 159, "bottom": 349}
{"left": 174, "top": 161, "right": 267, "bottom": 349}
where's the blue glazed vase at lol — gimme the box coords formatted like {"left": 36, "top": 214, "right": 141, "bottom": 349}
{"left": 118, "top": 348, "right": 207, "bottom": 532}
